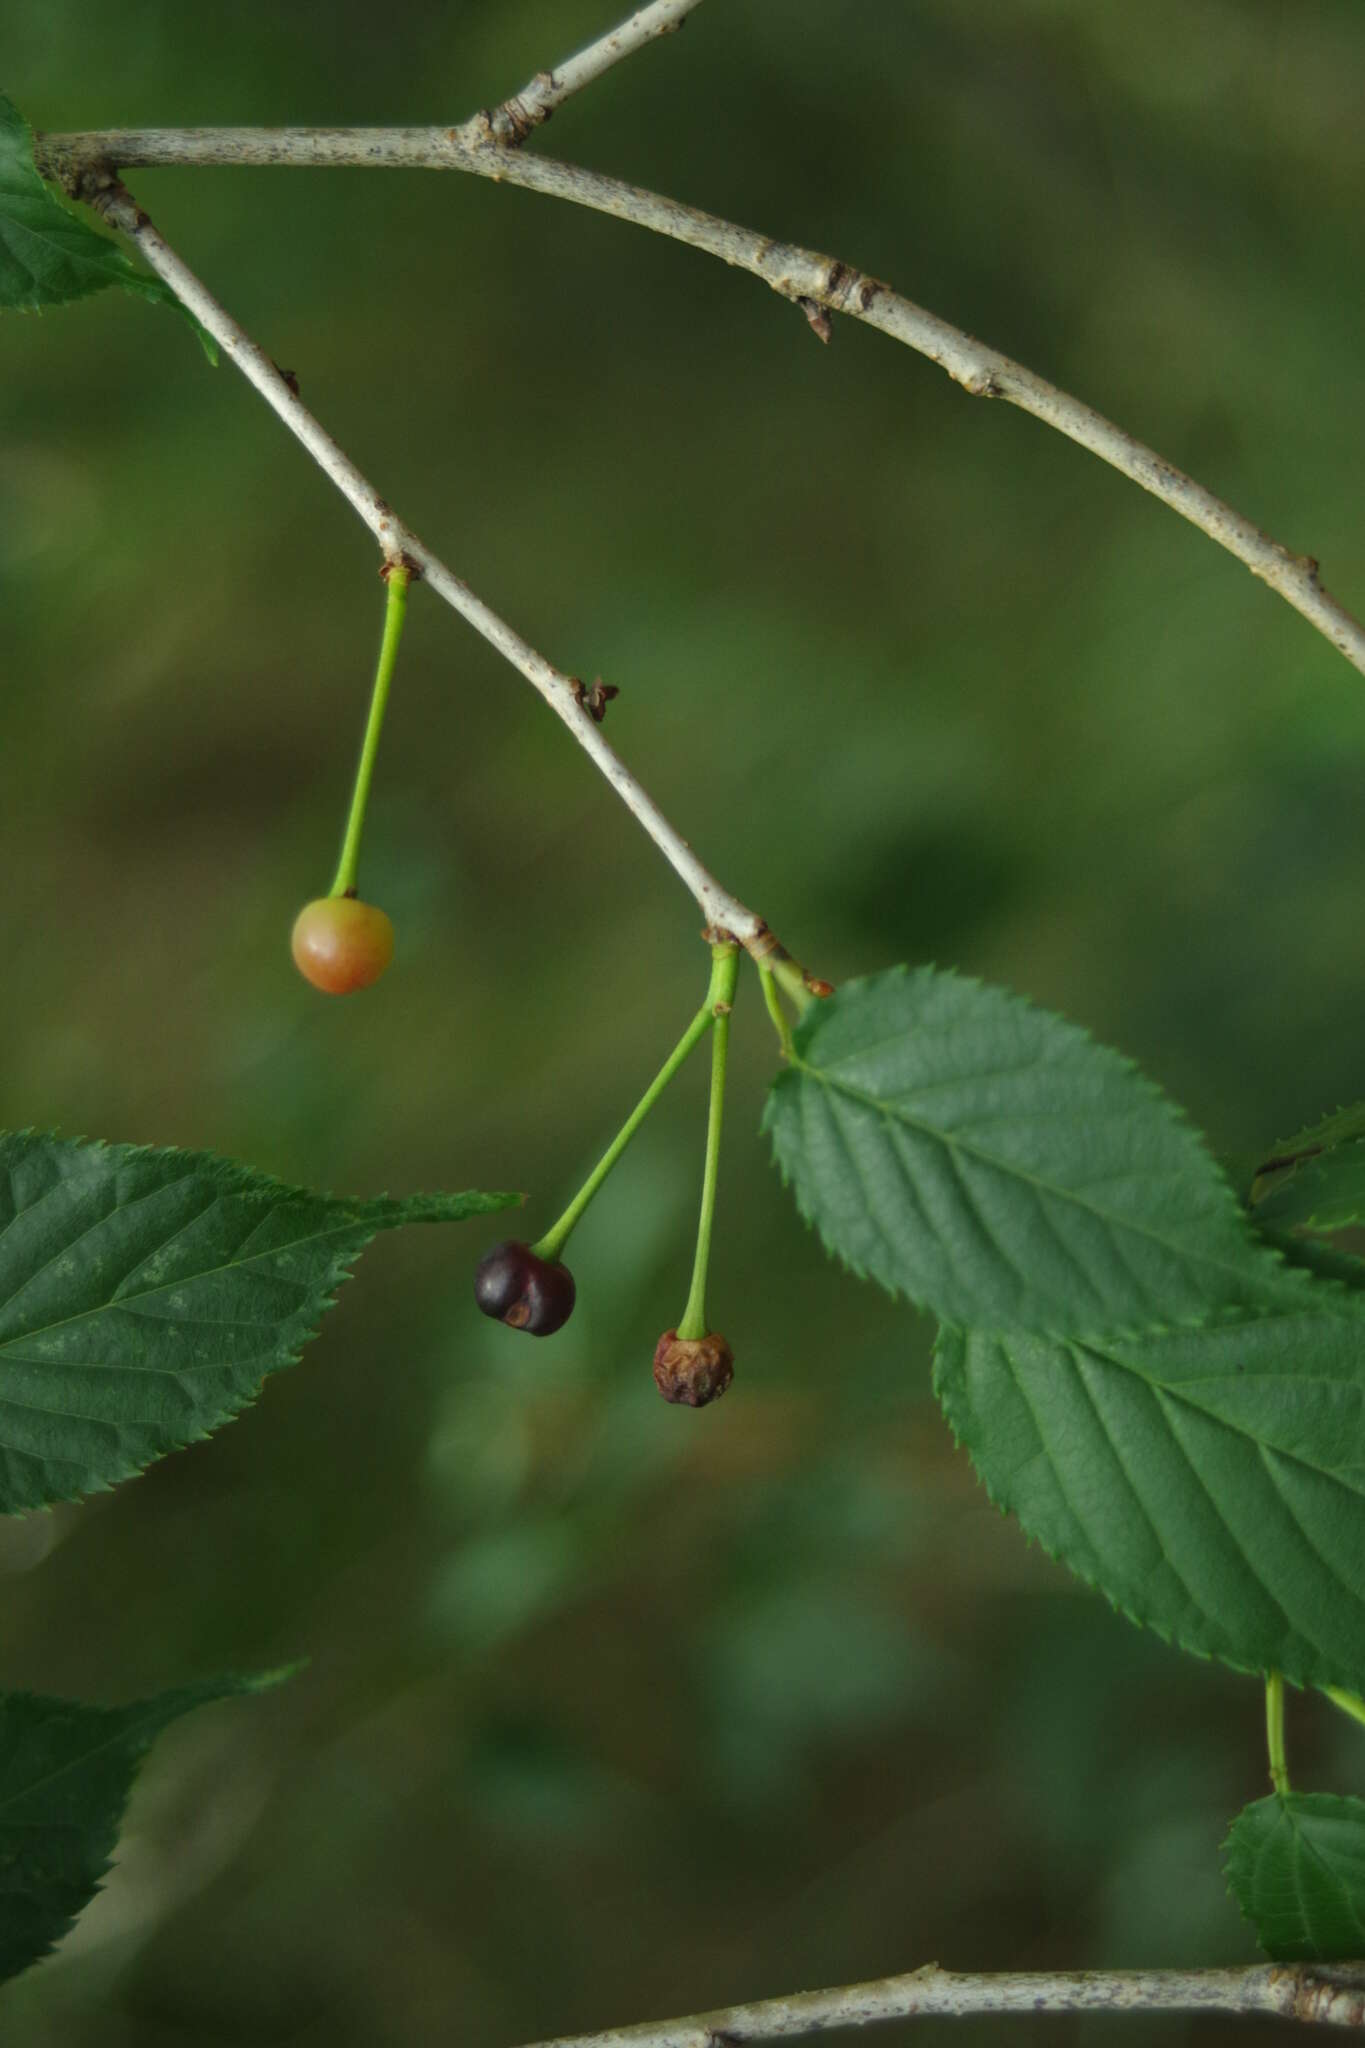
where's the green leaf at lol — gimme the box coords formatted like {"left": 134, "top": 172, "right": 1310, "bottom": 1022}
{"left": 0, "top": 1129, "right": 519, "bottom": 1513}
{"left": 1255, "top": 1103, "right": 1365, "bottom": 1182}
{"left": 1255, "top": 1142, "right": 1365, "bottom": 1235}
{"left": 933, "top": 1302, "right": 1365, "bottom": 1693}
{"left": 0, "top": 93, "right": 213, "bottom": 357}
{"left": 1224, "top": 1792, "right": 1365, "bottom": 1961}
{"left": 1256, "top": 1225, "right": 1365, "bottom": 1295}
{"left": 0, "top": 1668, "right": 293, "bottom": 1984}
{"left": 767, "top": 965, "right": 1365, "bottom": 1690}
{"left": 763, "top": 967, "right": 1283, "bottom": 1336}
{"left": 1250, "top": 1101, "right": 1365, "bottom": 1229}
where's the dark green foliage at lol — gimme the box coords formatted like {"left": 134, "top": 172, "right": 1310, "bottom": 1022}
{"left": 1254, "top": 1226, "right": 1365, "bottom": 1293}
{"left": 0, "top": 1670, "right": 292, "bottom": 1985}
{"left": 6, "top": 2, "right": 1365, "bottom": 2015}
{"left": 0, "top": 1130, "right": 517, "bottom": 1513}
{"left": 1253, "top": 1102, "right": 1365, "bottom": 1233}
{"left": 1224, "top": 1792, "right": 1365, "bottom": 1961}
{"left": 933, "top": 1315, "right": 1365, "bottom": 1692}
{"left": 763, "top": 966, "right": 1287, "bottom": 1336}
{"left": 767, "top": 969, "right": 1365, "bottom": 1689}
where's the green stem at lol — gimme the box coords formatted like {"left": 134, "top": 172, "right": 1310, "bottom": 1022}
{"left": 759, "top": 963, "right": 795, "bottom": 1059}
{"left": 329, "top": 565, "right": 409, "bottom": 897}
{"left": 1325, "top": 1686, "right": 1365, "bottom": 1731}
{"left": 768, "top": 952, "right": 815, "bottom": 1016}
{"left": 530, "top": 960, "right": 728, "bottom": 1263}
{"left": 1266, "top": 1670, "right": 1290, "bottom": 1797}
{"left": 676, "top": 942, "right": 740, "bottom": 1341}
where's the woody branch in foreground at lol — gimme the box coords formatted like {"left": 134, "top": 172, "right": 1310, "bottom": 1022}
{"left": 60, "top": 5, "right": 831, "bottom": 1003}
{"left": 38, "top": 15, "right": 1365, "bottom": 680}
{"left": 32, "top": 5, "right": 1365, "bottom": 2039}
{"left": 514, "top": 1961, "right": 1365, "bottom": 2043}
{"left": 479, "top": 0, "right": 703, "bottom": 143}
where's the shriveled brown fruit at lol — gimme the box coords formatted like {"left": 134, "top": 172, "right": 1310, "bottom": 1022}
{"left": 652, "top": 1330, "right": 734, "bottom": 1408}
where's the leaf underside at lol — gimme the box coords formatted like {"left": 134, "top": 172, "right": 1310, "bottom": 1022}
{"left": 0, "top": 1129, "right": 518, "bottom": 1514}
{"left": 0, "top": 1669, "right": 292, "bottom": 1985}
{"left": 1224, "top": 1791, "right": 1365, "bottom": 1961}
{"left": 764, "top": 967, "right": 1365, "bottom": 1692}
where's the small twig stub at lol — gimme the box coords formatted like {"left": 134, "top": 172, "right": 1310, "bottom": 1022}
{"left": 797, "top": 295, "right": 833, "bottom": 343}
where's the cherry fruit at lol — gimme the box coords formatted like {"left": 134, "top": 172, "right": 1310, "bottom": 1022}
{"left": 291, "top": 895, "right": 394, "bottom": 995}
{"left": 474, "top": 1240, "right": 576, "bottom": 1337}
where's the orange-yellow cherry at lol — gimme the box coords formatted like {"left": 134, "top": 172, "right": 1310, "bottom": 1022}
{"left": 291, "top": 895, "right": 394, "bottom": 995}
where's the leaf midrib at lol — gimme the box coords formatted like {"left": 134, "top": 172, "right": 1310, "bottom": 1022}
{"left": 0, "top": 1213, "right": 373, "bottom": 1356}
{"left": 793, "top": 1055, "right": 1265, "bottom": 1304}
{"left": 0, "top": 1168, "right": 214, "bottom": 1327}
{"left": 965, "top": 1329, "right": 1365, "bottom": 1665}
{"left": 0, "top": 1695, "right": 230, "bottom": 1820}
{"left": 1069, "top": 1330, "right": 1365, "bottom": 1506}
{"left": 1283, "top": 1803, "right": 1365, "bottom": 1948}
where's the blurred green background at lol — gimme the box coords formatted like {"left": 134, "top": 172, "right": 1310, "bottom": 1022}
{"left": 3, "top": 2, "right": 1365, "bottom": 2042}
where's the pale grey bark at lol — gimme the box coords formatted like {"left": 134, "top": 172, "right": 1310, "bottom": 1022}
{"left": 516, "top": 1961, "right": 1365, "bottom": 2042}
{"left": 37, "top": 99, "right": 1365, "bottom": 680}
{"left": 79, "top": 176, "right": 767, "bottom": 954}
{"left": 480, "top": 0, "right": 705, "bottom": 143}
{"left": 33, "top": 10, "right": 1365, "bottom": 2039}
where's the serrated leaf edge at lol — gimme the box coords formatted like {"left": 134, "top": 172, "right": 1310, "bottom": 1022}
{"left": 0, "top": 1664, "right": 296, "bottom": 1977}
{"left": 763, "top": 964, "right": 1365, "bottom": 1344}
{"left": 0, "top": 1131, "right": 520, "bottom": 1512}
{"left": 930, "top": 1319, "right": 1365, "bottom": 1696}
{"left": 1221, "top": 1791, "right": 1365, "bottom": 1963}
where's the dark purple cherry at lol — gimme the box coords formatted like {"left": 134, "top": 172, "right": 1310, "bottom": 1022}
{"left": 474, "top": 1240, "right": 576, "bottom": 1337}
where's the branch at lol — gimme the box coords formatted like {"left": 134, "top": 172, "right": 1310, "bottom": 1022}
{"left": 35, "top": 0, "right": 706, "bottom": 180}
{"left": 76, "top": 175, "right": 775, "bottom": 960}
{"left": 481, "top": 0, "right": 704, "bottom": 144}
{"left": 35, "top": 145, "right": 1365, "bottom": 683}
{"left": 516, "top": 1961, "right": 1365, "bottom": 2043}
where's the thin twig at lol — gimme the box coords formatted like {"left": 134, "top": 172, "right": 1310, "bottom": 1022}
{"left": 34, "top": 0, "right": 705, "bottom": 182}
{"left": 32, "top": 20, "right": 1365, "bottom": 2043}
{"left": 35, "top": 141, "right": 1365, "bottom": 681}
{"left": 480, "top": 0, "right": 704, "bottom": 144}
{"left": 76, "top": 174, "right": 768, "bottom": 954}
{"left": 515, "top": 1961, "right": 1365, "bottom": 2043}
